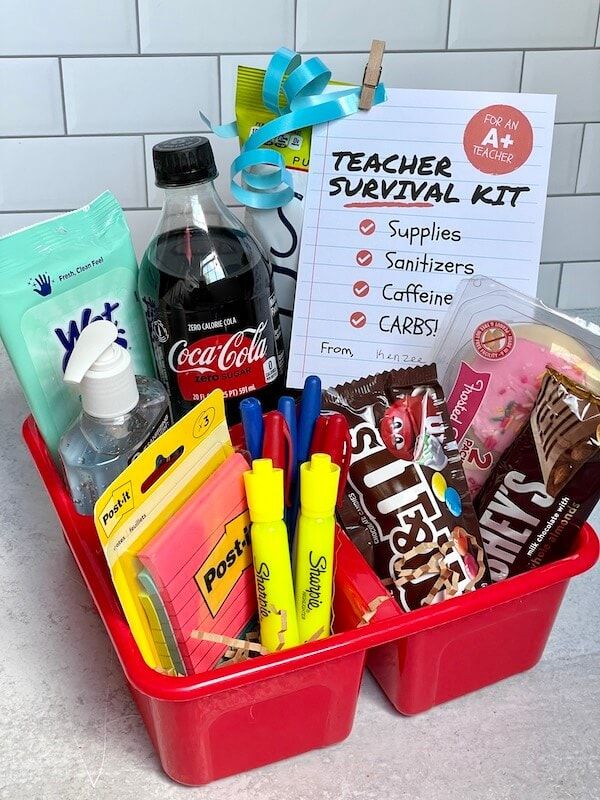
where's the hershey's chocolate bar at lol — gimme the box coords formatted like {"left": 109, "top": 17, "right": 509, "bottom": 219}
{"left": 323, "top": 366, "right": 490, "bottom": 612}
{"left": 477, "top": 368, "right": 600, "bottom": 580}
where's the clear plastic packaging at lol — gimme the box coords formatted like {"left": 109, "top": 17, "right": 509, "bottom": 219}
{"left": 433, "top": 277, "right": 600, "bottom": 498}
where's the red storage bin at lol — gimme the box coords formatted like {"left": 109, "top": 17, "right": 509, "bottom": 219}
{"left": 366, "top": 523, "right": 598, "bottom": 715}
{"left": 22, "top": 414, "right": 599, "bottom": 780}
{"left": 22, "top": 416, "right": 400, "bottom": 786}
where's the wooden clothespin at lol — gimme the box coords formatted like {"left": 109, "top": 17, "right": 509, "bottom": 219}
{"left": 359, "top": 39, "right": 386, "bottom": 111}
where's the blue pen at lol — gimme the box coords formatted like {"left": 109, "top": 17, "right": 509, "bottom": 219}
{"left": 277, "top": 396, "right": 297, "bottom": 486}
{"left": 297, "top": 375, "right": 321, "bottom": 463}
{"left": 239, "top": 397, "right": 263, "bottom": 461}
{"left": 289, "top": 376, "right": 321, "bottom": 545}
{"left": 278, "top": 395, "right": 298, "bottom": 531}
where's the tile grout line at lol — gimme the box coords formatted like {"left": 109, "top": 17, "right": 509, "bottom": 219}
{"left": 573, "top": 123, "right": 587, "bottom": 192}
{"left": 0, "top": 206, "right": 244, "bottom": 215}
{"left": 0, "top": 132, "right": 211, "bottom": 139}
{"left": 548, "top": 191, "right": 600, "bottom": 198}
{"left": 217, "top": 55, "right": 222, "bottom": 125}
{"left": 2, "top": 46, "right": 600, "bottom": 59}
{"left": 294, "top": 0, "right": 298, "bottom": 49}
{"left": 0, "top": 124, "right": 597, "bottom": 141}
{"left": 518, "top": 49, "right": 525, "bottom": 92}
{"left": 57, "top": 57, "right": 69, "bottom": 134}
{"left": 134, "top": 0, "right": 142, "bottom": 54}
{"left": 141, "top": 135, "right": 151, "bottom": 208}
{"left": 555, "top": 262, "right": 564, "bottom": 306}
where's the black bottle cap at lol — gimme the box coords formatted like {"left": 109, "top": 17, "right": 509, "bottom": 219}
{"left": 152, "top": 136, "right": 218, "bottom": 187}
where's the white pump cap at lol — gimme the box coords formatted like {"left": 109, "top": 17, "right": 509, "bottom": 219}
{"left": 63, "top": 320, "right": 139, "bottom": 419}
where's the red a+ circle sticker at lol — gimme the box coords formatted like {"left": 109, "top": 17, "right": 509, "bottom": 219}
{"left": 463, "top": 104, "right": 533, "bottom": 175}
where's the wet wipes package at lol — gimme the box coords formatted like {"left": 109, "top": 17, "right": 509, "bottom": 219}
{"left": 0, "top": 192, "right": 154, "bottom": 457}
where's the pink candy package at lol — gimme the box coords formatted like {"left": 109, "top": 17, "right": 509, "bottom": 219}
{"left": 433, "top": 278, "right": 600, "bottom": 498}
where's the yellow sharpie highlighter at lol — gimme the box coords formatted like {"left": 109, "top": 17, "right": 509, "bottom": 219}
{"left": 244, "top": 459, "right": 299, "bottom": 652}
{"left": 294, "top": 453, "right": 340, "bottom": 643}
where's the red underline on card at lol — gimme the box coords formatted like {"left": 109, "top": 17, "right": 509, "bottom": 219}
{"left": 342, "top": 201, "right": 434, "bottom": 208}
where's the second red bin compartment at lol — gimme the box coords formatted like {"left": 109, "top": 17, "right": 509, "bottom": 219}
{"left": 366, "top": 523, "right": 598, "bottom": 714}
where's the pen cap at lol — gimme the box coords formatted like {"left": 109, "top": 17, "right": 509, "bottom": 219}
{"left": 243, "top": 458, "right": 284, "bottom": 523}
{"left": 300, "top": 453, "right": 340, "bottom": 518}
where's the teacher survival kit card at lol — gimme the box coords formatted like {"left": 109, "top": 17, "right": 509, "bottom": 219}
{"left": 287, "top": 88, "right": 556, "bottom": 388}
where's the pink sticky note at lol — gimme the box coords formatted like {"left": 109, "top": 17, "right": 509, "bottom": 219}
{"left": 139, "top": 453, "right": 256, "bottom": 674}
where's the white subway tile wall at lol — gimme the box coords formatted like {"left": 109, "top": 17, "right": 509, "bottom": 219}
{"left": 0, "top": 0, "right": 138, "bottom": 55}
{"left": 448, "top": 0, "right": 599, "bottom": 49}
{"left": 536, "top": 263, "right": 562, "bottom": 307}
{"left": 62, "top": 57, "right": 219, "bottom": 134}
{"left": 522, "top": 50, "right": 600, "bottom": 122}
{"left": 0, "top": 59, "right": 64, "bottom": 136}
{"left": 307, "top": 51, "right": 523, "bottom": 92}
{"left": 577, "top": 123, "right": 600, "bottom": 192}
{"left": 547, "top": 124, "right": 584, "bottom": 195}
{"left": 138, "top": 0, "right": 294, "bottom": 54}
{"left": 559, "top": 263, "right": 600, "bottom": 308}
{"left": 0, "top": 137, "right": 146, "bottom": 211}
{"left": 296, "top": 0, "right": 449, "bottom": 52}
{"left": 0, "top": 0, "right": 598, "bottom": 311}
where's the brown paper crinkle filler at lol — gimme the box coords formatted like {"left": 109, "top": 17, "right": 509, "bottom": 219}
{"left": 266, "top": 604, "right": 289, "bottom": 651}
{"left": 155, "top": 666, "right": 178, "bottom": 677}
{"left": 190, "top": 628, "right": 268, "bottom": 662}
{"left": 394, "top": 534, "right": 485, "bottom": 607}
{"left": 357, "top": 595, "right": 391, "bottom": 627}
{"left": 306, "top": 626, "right": 326, "bottom": 642}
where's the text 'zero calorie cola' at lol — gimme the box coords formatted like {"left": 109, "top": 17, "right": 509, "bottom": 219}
{"left": 139, "top": 136, "right": 285, "bottom": 422}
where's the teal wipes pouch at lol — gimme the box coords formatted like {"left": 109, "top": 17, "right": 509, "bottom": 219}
{"left": 0, "top": 191, "right": 155, "bottom": 458}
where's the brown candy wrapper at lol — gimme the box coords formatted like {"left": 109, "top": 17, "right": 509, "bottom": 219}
{"left": 476, "top": 367, "right": 600, "bottom": 581}
{"left": 323, "top": 366, "right": 490, "bottom": 612}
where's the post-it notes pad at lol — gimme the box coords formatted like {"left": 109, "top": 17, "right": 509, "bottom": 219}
{"left": 138, "top": 452, "right": 256, "bottom": 675}
{"left": 94, "top": 390, "right": 233, "bottom": 673}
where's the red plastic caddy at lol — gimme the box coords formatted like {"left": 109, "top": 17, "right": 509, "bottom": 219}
{"left": 23, "top": 415, "right": 598, "bottom": 785}
{"left": 22, "top": 416, "right": 402, "bottom": 786}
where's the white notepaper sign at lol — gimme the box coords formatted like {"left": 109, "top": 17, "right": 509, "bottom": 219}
{"left": 287, "top": 88, "right": 556, "bottom": 388}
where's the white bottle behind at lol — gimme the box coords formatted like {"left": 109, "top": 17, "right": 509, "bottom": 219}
{"left": 59, "top": 320, "right": 171, "bottom": 515}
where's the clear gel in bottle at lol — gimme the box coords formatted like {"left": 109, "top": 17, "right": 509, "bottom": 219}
{"left": 58, "top": 320, "right": 171, "bottom": 515}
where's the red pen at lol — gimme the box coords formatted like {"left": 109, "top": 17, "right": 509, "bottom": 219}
{"left": 310, "top": 412, "right": 351, "bottom": 507}
{"left": 262, "top": 411, "right": 293, "bottom": 506}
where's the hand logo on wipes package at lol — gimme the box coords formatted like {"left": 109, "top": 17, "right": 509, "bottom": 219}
{"left": 31, "top": 273, "right": 52, "bottom": 297}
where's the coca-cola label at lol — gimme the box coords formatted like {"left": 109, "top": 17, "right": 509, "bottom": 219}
{"left": 167, "top": 321, "right": 276, "bottom": 401}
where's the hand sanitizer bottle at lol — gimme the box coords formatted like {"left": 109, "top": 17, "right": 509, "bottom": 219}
{"left": 59, "top": 320, "right": 171, "bottom": 516}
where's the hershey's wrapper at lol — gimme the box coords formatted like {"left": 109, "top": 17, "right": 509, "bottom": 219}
{"left": 323, "top": 365, "right": 490, "bottom": 612}
{"left": 477, "top": 368, "right": 600, "bottom": 580}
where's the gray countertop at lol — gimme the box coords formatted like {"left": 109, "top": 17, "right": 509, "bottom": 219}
{"left": 0, "top": 345, "right": 598, "bottom": 800}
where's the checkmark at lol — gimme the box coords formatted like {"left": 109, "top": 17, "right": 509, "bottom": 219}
{"left": 353, "top": 280, "right": 370, "bottom": 298}
{"left": 356, "top": 249, "right": 373, "bottom": 267}
{"left": 350, "top": 311, "right": 367, "bottom": 329}
{"left": 359, "top": 218, "right": 376, "bottom": 235}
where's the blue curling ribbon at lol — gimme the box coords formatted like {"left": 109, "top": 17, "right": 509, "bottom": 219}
{"left": 200, "top": 48, "right": 386, "bottom": 209}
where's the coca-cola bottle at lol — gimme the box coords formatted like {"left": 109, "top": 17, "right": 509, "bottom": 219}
{"left": 139, "top": 136, "right": 286, "bottom": 422}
